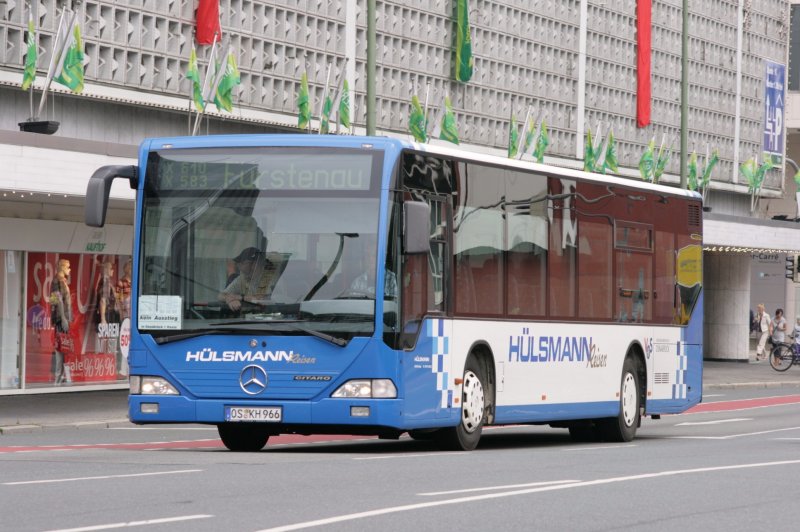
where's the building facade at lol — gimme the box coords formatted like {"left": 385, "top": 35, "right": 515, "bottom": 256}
{"left": 0, "top": 0, "right": 795, "bottom": 393}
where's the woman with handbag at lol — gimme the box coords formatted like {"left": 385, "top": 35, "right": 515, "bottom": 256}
{"left": 754, "top": 304, "right": 772, "bottom": 361}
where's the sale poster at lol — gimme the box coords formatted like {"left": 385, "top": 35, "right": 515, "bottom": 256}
{"left": 25, "top": 253, "right": 131, "bottom": 386}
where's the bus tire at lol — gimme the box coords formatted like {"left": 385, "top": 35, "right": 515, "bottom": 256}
{"left": 598, "top": 357, "right": 640, "bottom": 442}
{"left": 217, "top": 423, "right": 270, "bottom": 452}
{"left": 435, "top": 357, "right": 486, "bottom": 451}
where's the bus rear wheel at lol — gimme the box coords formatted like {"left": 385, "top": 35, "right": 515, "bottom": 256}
{"left": 598, "top": 357, "right": 641, "bottom": 442}
{"left": 217, "top": 423, "right": 270, "bottom": 452}
{"left": 435, "top": 357, "right": 486, "bottom": 451}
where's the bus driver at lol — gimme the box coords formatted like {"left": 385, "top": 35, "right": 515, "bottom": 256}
{"left": 218, "top": 246, "right": 281, "bottom": 312}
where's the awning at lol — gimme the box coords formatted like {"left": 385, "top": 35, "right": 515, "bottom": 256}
{"left": 703, "top": 213, "right": 800, "bottom": 253}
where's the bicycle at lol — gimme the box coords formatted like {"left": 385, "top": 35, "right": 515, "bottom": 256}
{"left": 769, "top": 340, "right": 800, "bottom": 372}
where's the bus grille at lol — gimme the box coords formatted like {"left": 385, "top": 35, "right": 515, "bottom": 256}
{"left": 171, "top": 369, "right": 335, "bottom": 400}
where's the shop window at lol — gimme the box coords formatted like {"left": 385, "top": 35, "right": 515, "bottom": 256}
{"left": 0, "top": 251, "right": 23, "bottom": 390}
{"left": 24, "top": 253, "right": 132, "bottom": 388}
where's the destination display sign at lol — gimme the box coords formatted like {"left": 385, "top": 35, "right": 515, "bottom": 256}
{"left": 153, "top": 151, "right": 376, "bottom": 192}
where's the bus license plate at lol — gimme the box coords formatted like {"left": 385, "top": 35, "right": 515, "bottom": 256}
{"left": 225, "top": 406, "right": 282, "bottom": 422}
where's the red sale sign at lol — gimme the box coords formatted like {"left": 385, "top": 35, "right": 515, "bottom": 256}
{"left": 25, "top": 253, "right": 130, "bottom": 385}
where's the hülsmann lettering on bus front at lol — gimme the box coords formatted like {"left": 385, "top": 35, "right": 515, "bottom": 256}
{"left": 508, "top": 328, "right": 608, "bottom": 368}
{"left": 186, "top": 348, "right": 316, "bottom": 364}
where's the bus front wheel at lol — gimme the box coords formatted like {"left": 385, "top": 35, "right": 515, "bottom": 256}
{"left": 435, "top": 357, "right": 486, "bottom": 451}
{"left": 217, "top": 423, "right": 270, "bottom": 452}
{"left": 598, "top": 357, "right": 640, "bottom": 442}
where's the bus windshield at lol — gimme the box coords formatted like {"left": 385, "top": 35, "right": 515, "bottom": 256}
{"left": 138, "top": 146, "right": 386, "bottom": 341}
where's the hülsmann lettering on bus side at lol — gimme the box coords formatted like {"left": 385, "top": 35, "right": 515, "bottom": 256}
{"left": 508, "top": 328, "right": 607, "bottom": 368}
{"left": 186, "top": 348, "right": 316, "bottom": 364}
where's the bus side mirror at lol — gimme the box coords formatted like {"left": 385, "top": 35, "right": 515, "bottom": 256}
{"left": 403, "top": 201, "right": 430, "bottom": 254}
{"left": 85, "top": 165, "right": 138, "bottom": 227}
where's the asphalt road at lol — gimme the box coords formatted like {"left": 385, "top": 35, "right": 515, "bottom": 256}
{"left": 1, "top": 388, "right": 799, "bottom": 532}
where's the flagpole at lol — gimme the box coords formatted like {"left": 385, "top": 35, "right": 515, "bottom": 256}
{"left": 423, "top": 81, "right": 431, "bottom": 125}
{"left": 318, "top": 63, "right": 332, "bottom": 134}
{"left": 37, "top": 8, "right": 74, "bottom": 118}
{"left": 517, "top": 105, "right": 532, "bottom": 160}
{"left": 28, "top": 8, "right": 36, "bottom": 119}
{"left": 333, "top": 59, "right": 348, "bottom": 133}
{"left": 192, "top": 32, "right": 220, "bottom": 136}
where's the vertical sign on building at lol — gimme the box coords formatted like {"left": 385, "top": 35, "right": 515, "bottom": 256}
{"left": 763, "top": 60, "right": 786, "bottom": 164}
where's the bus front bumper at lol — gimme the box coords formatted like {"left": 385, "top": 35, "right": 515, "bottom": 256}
{"left": 128, "top": 395, "right": 427, "bottom": 430}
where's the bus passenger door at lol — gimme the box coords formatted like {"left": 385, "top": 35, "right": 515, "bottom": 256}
{"left": 402, "top": 195, "right": 452, "bottom": 420}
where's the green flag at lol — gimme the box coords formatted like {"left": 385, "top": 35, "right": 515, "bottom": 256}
{"left": 584, "top": 129, "right": 596, "bottom": 172}
{"left": 638, "top": 138, "right": 655, "bottom": 181}
{"left": 22, "top": 17, "right": 36, "bottom": 91}
{"left": 214, "top": 49, "right": 240, "bottom": 112}
{"left": 439, "top": 96, "right": 459, "bottom": 144}
{"left": 54, "top": 22, "right": 84, "bottom": 94}
{"left": 409, "top": 95, "right": 427, "bottom": 143}
{"left": 454, "top": 0, "right": 473, "bottom": 82}
{"left": 186, "top": 46, "right": 204, "bottom": 112}
{"left": 533, "top": 120, "right": 549, "bottom": 163}
{"left": 320, "top": 93, "right": 333, "bottom": 134}
{"left": 654, "top": 142, "right": 671, "bottom": 183}
{"left": 687, "top": 151, "right": 698, "bottom": 191}
{"left": 338, "top": 79, "right": 351, "bottom": 130}
{"left": 522, "top": 118, "right": 536, "bottom": 155}
{"left": 701, "top": 150, "right": 719, "bottom": 191}
{"left": 297, "top": 72, "right": 310, "bottom": 130}
{"left": 603, "top": 130, "right": 618, "bottom": 173}
{"left": 740, "top": 157, "right": 757, "bottom": 192}
{"left": 507, "top": 114, "right": 519, "bottom": 158}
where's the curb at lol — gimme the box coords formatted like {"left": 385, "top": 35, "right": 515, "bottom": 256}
{"left": 0, "top": 418, "right": 131, "bottom": 435}
{"left": 703, "top": 382, "right": 800, "bottom": 391}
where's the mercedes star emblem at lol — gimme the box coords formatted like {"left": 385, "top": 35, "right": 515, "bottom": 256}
{"left": 239, "top": 364, "right": 268, "bottom": 395}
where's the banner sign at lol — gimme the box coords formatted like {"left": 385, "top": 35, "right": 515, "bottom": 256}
{"left": 763, "top": 60, "right": 786, "bottom": 163}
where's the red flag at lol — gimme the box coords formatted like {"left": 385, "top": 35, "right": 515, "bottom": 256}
{"left": 636, "top": 0, "right": 651, "bottom": 128}
{"left": 196, "top": 0, "right": 221, "bottom": 45}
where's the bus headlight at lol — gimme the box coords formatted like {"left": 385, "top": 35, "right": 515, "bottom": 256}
{"left": 332, "top": 379, "right": 397, "bottom": 399}
{"left": 129, "top": 376, "right": 179, "bottom": 395}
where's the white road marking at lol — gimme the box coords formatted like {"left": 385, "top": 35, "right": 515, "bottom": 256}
{"left": 354, "top": 452, "right": 463, "bottom": 461}
{"left": 668, "top": 425, "right": 800, "bottom": 440}
{"left": 675, "top": 418, "right": 752, "bottom": 426}
{"left": 109, "top": 427, "right": 216, "bottom": 431}
{"left": 702, "top": 394, "right": 725, "bottom": 398}
{"left": 419, "top": 480, "right": 580, "bottom": 496}
{"left": 563, "top": 444, "right": 636, "bottom": 451}
{"left": 256, "top": 459, "right": 800, "bottom": 532}
{"left": 43, "top": 514, "right": 212, "bottom": 532}
{"left": 3, "top": 469, "right": 202, "bottom": 486}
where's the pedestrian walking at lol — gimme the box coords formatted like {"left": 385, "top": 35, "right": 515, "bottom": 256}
{"left": 754, "top": 303, "right": 771, "bottom": 361}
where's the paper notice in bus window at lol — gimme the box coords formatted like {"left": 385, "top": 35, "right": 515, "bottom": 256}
{"left": 138, "top": 295, "right": 182, "bottom": 329}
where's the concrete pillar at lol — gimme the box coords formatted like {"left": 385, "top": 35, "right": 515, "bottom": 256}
{"left": 703, "top": 252, "right": 751, "bottom": 361}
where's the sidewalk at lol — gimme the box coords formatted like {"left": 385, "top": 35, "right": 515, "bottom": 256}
{"left": 1, "top": 361, "right": 799, "bottom": 434}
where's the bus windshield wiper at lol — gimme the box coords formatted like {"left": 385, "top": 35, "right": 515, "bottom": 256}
{"left": 151, "top": 329, "right": 236, "bottom": 345}
{"left": 209, "top": 319, "right": 348, "bottom": 347}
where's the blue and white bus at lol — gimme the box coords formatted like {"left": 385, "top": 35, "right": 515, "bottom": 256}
{"left": 85, "top": 135, "right": 703, "bottom": 451}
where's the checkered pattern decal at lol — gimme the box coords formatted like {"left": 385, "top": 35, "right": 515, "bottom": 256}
{"left": 429, "top": 319, "right": 451, "bottom": 409}
{"left": 673, "top": 341, "right": 687, "bottom": 400}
